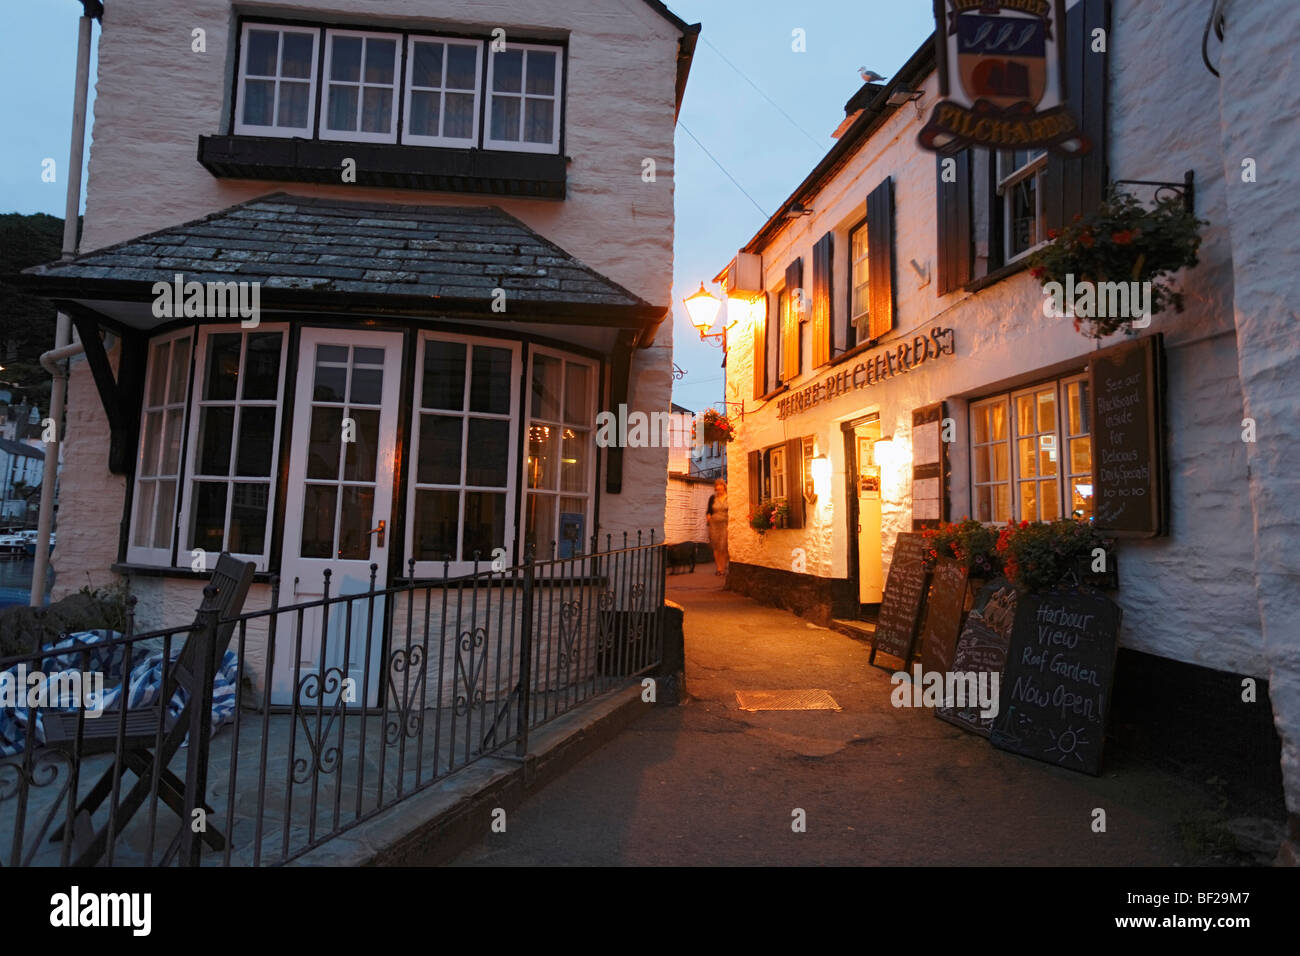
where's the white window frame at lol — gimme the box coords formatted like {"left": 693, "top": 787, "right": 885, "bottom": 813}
{"left": 769, "top": 447, "right": 787, "bottom": 501}
{"left": 176, "top": 326, "right": 290, "bottom": 573}
{"left": 849, "top": 218, "right": 870, "bottom": 336}
{"left": 234, "top": 24, "right": 320, "bottom": 138}
{"left": 997, "top": 149, "right": 1049, "bottom": 263}
{"left": 127, "top": 329, "right": 194, "bottom": 566}
{"left": 968, "top": 373, "right": 1093, "bottom": 526}
{"left": 407, "top": 333, "right": 522, "bottom": 578}
{"left": 1010, "top": 381, "right": 1063, "bottom": 523}
{"left": 484, "top": 42, "right": 564, "bottom": 154}
{"left": 1061, "top": 374, "right": 1094, "bottom": 520}
{"left": 523, "top": 347, "right": 597, "bottom": 561}
{"left": 401, "top": 35, "right": 483, "bottom": 148}
{"left": 320, "top": 28, "right": 402, "bottom": 145}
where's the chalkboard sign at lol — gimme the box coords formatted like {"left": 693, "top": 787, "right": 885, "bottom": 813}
{"left": 1089, "top": 335, "right": 1165, "bottom": 537}
{"left": 919, "top": 558, "right": 969, "bottom": 677}
{"left": 937, "top": 578, "right": 1017, "bottom": 737}
{"left": 991, "top": 588, "right": 1122, "bottom": 776}
{"left": 871, "top": 532, "right": 929, "bottom": 666}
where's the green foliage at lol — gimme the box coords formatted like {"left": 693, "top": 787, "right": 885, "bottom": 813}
{"left": 0, "top": 212, "right": 67, "bottom": 414}
{"left": 748, "top": 499, "right": 789, "bottom": 534}
{"left": 995, "top": 519, "right": 1113, "bottom": 593}
{"left": 920, "top": 518, "right": 1002, "bottom": 576}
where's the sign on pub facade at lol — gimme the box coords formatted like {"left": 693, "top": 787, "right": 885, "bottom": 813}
{"left": 712, "top": 0, "right": 1290, "bottom": 818}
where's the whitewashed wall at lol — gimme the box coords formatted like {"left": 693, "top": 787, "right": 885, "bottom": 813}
{"left": 665, "top": 475, "right": 713, "bottom": 545}
{"left": 55, "top": 0, "right": 683, "bottom": 598}
{"left": 725, "top": 0, "right": 1266, "bottom": 675}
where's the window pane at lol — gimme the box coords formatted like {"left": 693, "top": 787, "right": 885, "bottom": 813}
{"left": 422, "top": 340, "right": 466, "bottom": 409}
{"left": 351, "top": 366, "right": 383, "bottom": 405}
{"left": 491, "top": 96, "right": 521, "bottom": 141}
{"left": 313, "top": 353, "right": 348, "bottom": 402}
{"left": 989, "top": 401, "right": 1008, "bottom": 440}
{"left": 462, "top": 492, "right": 506, "bottom": 563}
{"left": 353, "top": 347, "right": 383, "bottom": 365}
{"left": 277, "top": 82, "right": 310, "bottom": 129}
{"left": 412, "top": 42, "right": 443, "bottom": 88}
{"left": 974, "top": 447, "right": 990, "bottom": 484}
{"left": 561, "top": 429, "right": 587, "bottom": 493}
{"left": 307, "top": 407, "right": 343, "bottom": 480}
{"left": 1016, "top": 395, "right": 1035, "bottom": 435}
{"left": 246, "top": 30, "right": 280, "bottom": 76}
{"left": 528, "top": 423, "right": 558, "bottom": 489}
{"left": 327, "top": 85, "right": 358, "bottom": 131}
{"left": 162, "top": 407, "right": 183, "bottom": 478}
{"left": 331, "top": 36, "right": 362, "bottom": 82}
{"left": 1010, "top": 175, "right": 1039, "bottom": 255}
{"left": 972, "top": 407, "right": 989, "bottom": 445}
{"left": 444, "top": 93, "right": 475, "bottom": 138}
{"left": 1037, "top": 389, "right": 1055, "bottom": 433}
{"left": 526, "top": 493, "right": 556, "bottom": 557}
{"left": 409, "top": 90, "right": 439, "bottom": 136}
{"left": 417, "top": 414, "right": 462, "bottom": 485}
{"left": 205, "top": 333, "right": 242, "bottom": 401}
{"left": 466, "top": 419, "right": 509, "bottom": 486}
{"left": 1041, "top": 483, "right": 1060, "bottom": 521}
{"left": 524, "top": 98, "right": 554, "bottom": 143}
{"left": 134, "top": 482, "right": 157, "bottom": 547}
{"left": 1068, "top": 380, "right": 1089, "bottom": 435}
{"left": 191, "top": 481, "right": 227, "bottom": 555}
{"left": 1019, "top": 482, "right": 1037, "bottom": 522}
{"left": 1070, "top": 435, "right": 1092, "bottom": 476}
{"left": 228, "top": 483, "right": 269, "bottom": 554}
{"left": 558, "top": 497, "right": 586, "bottom": 556}
{"left": 140, "top": 412, "right": 163, "bottom": 477}
{"left": 564, "top": 364, "right": 589, "bottom": 424}
{"left": 361, "top": 86, "right": 393, "bottom": 133}
{"left": 301, "top": 485, "right": 337, "bottom": 558}
{"left": 153, "top": 480, "right": 177, "bottom": 550}
{"left": 526, "top": 51, "right": 556, "bottom": 95}
{"left": 242, "top": 80, "right": 274, "bottom": 126}
{"left": 494, "top": 51, "right": 523, "bottom": 92}
{"left": 446, "top": 45, "right": 478, "bottom": 89}
{"left": 531, "top": 355, "right": 562, "bottom": 420}
{"left": 364, "top": 38, "right": 396, "bottom": 84}
{"left": 1018, "top": 437, "right": 1036, "bottom": 479}
{"left": 168, "top": 338, "right": 191, "bottom": 404}
{"left": 148, "top": 343, "right": 169, "bottom": 406}
{"left": 470, "top": 347, "right": 512, "bottom": 414}
{"left": 242, "top": 332, "right": 282, "bottom": 399}
{"left": 281, "top": 33, "right": 314, "bottom": 78}
{"left": 1070, "top": 478, "right": 1094, "bottom": 519}
{"left": 337, "top": 486, "right": 375, "bottom": 560}
{"left": 343, "top": 408, "right": 380, "bottom": 483}
{"left": 994, "top": 484, "right": 1011, "bottom": 522}
{"left": 976, "top": 485, "right": 992, "bottom": 523}
{"left": 992, "top": 443, "right": 1010, "bottom": 481}
{"left": 1038, "top": 434, "right": 1058, "bottom": 477}
{"left": 413, "top": 489, "right": 459, "bottom": 561}
{"left": 198, "top": 406, "right": 234, "bottom": 475}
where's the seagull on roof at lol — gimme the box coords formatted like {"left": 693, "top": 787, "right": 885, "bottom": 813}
{"left": 859, "top": 68, "right": 887, "bottom": 83}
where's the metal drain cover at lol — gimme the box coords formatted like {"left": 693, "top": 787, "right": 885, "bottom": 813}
{"left": 735, "top": 689, "right": 842, "bottom": 712}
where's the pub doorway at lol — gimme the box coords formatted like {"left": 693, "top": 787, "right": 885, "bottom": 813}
{"left": 843, "top": 414, "right": 883, "bottom": 618}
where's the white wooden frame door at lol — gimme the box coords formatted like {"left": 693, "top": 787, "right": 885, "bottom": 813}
{"left": 274, "top": 328, "right": 403, "bottom": 707}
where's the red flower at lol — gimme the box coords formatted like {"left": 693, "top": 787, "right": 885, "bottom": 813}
{"left": 1078, "top": 232, "right": 1095, "bottom": 248}
{"left": 1030, "top": 266, "right": 1046, "bottom": 279}
{"left": 1111, "top": 229, "right": 1134, "bottom": 245}
{"left": 1046, "top": 228, "right": 1060, "bottom": 240}
{"left": 1019, "top": 520, "right": 1030, "bottom": 529}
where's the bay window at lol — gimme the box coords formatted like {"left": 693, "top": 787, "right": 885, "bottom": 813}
{"left": 128, "top": 331, "right": 192, "bottom": 564}
{"left": 486, "top": 44, "right": 563, "bottom": 153}
{"left": 403, "top": 37, "right": 482, "bottom": 147}
{"left": 235, "top": 25, "right": 319, "bottom": 137}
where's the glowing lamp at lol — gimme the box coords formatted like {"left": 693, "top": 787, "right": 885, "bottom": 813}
{"left": 684, "top": 282, "right": 722, "bottom": 335}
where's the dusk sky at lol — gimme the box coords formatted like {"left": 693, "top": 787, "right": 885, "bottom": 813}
{"left": 0, "top": 0, "right": 935, "bottom": 412}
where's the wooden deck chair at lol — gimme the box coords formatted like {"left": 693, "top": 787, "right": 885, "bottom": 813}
{"left": 45, "top": 553, "right": 255, "bottom": 865}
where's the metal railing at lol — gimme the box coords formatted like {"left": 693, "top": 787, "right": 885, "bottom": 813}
{"left": 0, "top": 533, "right": 665, "bottom": 866}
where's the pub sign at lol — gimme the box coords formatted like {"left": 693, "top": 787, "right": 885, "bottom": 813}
{"left": 919, "top": 0, "right": 1089, "bottom": 155}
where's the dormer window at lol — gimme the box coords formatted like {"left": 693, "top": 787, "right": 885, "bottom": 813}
{"left": 486, "top": 44, "right": 563, "bottom": 153}
{"left": 321, "top": 30, "right": 401, "bottom": 144}
{"left": 403, "top": 37, "right": 482, "bottom": 147}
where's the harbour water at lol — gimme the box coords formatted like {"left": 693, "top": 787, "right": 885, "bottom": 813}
{"left": 0, "top": 556, "right": 50, "bottom": 608}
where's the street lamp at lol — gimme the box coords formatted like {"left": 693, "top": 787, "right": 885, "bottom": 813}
{"left": 683, "top": 282, "right": 737, "bottom": 348}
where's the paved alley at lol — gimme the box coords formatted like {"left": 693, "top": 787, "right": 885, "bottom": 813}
{"left": 452, "top": 567, "right": 1246, "bottom": 866}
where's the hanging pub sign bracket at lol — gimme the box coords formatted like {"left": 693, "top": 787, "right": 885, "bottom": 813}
{"left": 919, "top": 0, "right": 1089, "bottom": 156}
{"left": 1112, "top": 170, "right": 1195, "bottom": 215}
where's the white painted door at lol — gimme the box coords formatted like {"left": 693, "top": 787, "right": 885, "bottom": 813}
{"left": 855, "top": 419, "right": 884, "bottom": 604}
{"left": 274, "top": 329, "right": 403, "bottom": 707}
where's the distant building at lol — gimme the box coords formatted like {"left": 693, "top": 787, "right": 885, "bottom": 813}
{"left": 0, "top": 438, "right": 44, "bottom": 526}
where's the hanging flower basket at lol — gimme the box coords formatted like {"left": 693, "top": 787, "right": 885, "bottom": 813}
{"left": 1028, "top": 189, "right": 1206, "bottom": 339}
{"left": 749, "top": 500, "right": 789, "bottom": 534}
{"left": 700, "top": 408, "right": 735, "bottom": 443}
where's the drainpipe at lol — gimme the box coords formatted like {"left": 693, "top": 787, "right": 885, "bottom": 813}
{"left": 30, "top": 8, "right": 95, "bottom": 606}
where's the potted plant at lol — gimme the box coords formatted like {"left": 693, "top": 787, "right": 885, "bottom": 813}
{"left": 699, "top": 408, "right": 735, "bottom": 444}
{"left": 1028, "top": 189, "right": 1206, "bottom": 339}
{"left": 994, "top": 519, "right": 1116, "bottom": 593}
{"left": 749, "top": 499, "right": 790, "bottom": 534}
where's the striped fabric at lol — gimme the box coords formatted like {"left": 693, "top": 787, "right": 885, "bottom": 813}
{"left": 0, "top": 630, "right": 240, "bottom": 758}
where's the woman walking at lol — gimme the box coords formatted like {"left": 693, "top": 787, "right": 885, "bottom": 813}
{"left": 706, "top": 479, "right": 729, "bottom": 576}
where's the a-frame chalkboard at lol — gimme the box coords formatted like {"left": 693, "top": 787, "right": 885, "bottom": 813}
{"left": 871, "top": 532, "right": 930, "bottom": 668}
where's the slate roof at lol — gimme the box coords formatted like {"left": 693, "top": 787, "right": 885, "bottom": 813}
{"left": 21, "top": 194, "right": 655, "bottom": 311}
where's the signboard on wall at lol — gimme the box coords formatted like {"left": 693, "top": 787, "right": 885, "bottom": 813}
{"left": 1088, "top": 334, "right": 1166, "bottom": 537}
{"left": 912, "top": 402, "right": 948, "bottom": 531}
{"left": 919, "top": 0, "right": 1089, "bottom": 155}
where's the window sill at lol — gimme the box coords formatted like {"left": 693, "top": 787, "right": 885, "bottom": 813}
{"left": 112, "top": 562, "right": 276, "bottom": 584}
{"left": 756, "top": 384, "right": 789, "bottom": 404}
{"left": 198, "top": 135, "right": 567, "bottom": 199}
{"left": 963, "top": 257, "right": 1034, "bottom": 295}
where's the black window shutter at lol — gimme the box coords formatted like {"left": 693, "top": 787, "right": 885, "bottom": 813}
{"left": 935, "top": 150, "right": 972, "bottom": 294}
{"left": 866, "top": 176, "right": 895, "bottom": 339}
{"left": 811, "top": 233, "right": 834, "bottom": 369}
{"left": 1045, "top": 0, "right": 1109, "bottom": 233}
{"left": 753, "top": 293, "right": 768, "bottom": 400}
{"left": 748, "top": 450, "right": 762, "bottom": 511}
{"left": 783, "top": 258, "right": 803, "bottom": 381}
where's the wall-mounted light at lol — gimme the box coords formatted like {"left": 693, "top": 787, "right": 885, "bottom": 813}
{"left": 808, "top": 455, "right": 831, "bottom": 505}
{"left": 684, "top": 282, "right": 738, "bottom": 349}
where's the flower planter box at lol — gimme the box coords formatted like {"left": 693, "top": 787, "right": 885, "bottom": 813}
{"left": 701, "top": 424, "right": 729, "bottom": 444}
